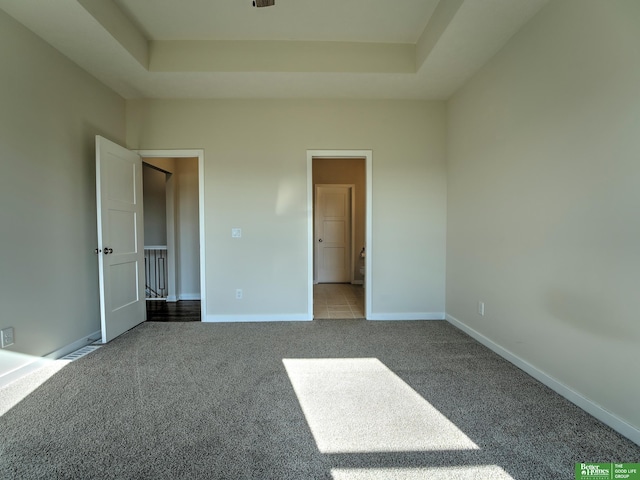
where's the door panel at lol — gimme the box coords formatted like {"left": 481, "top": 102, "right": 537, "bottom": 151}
{"left": 106, "top": 157, "right": 136, "bottom": 203}
{"left": 323, "top": 247, "right": 346, "bottom": 271}
{"left": 109, "top": 261, "right": 139, "bottom": 309}
{"left": 324, "top": 192, "right": 346, "bottom": 217}
{"left": 323, "top": 220, "right": 345, "bottom": 243}
{"left": 316, "top": 186, "right": 351, "bottom": 283}
{"left": 108, "top": 210, "right": 137, "bottom": 252}
{"left": 96, "top": 136, "right": 146, "bottom": 343}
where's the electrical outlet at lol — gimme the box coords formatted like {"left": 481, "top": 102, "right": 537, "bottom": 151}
{"left": 1, "top": 327, "right": 15, "bottom": 348}
{"left": 235, "top": 289, "right": 243, "bottom": 300}
{"left": 478, "top": 302, "right": 485, "bottom": 316}
{"left": 231, "top": 228, "right": 242, "bottom": 238}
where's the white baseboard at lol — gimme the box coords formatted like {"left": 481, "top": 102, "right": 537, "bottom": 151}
{"left": 0, "top": 329, "right": 101, "bottom": 389}
{"left": 445, "top": 314, "right": 640, "bottom": 446}
{"left": 179, "top": 294, "right": 201, "bottom": 301}
{"left": 205, "top": 314, "right": 312, "bottom": 323}
{"left": 166, "top": 295, "right": 178, "bottom": 302}
{"left": 367, "top": 312, "right": 445, "bottom": 321}
{"left": 44, "top": 330, "right": 102, "bottom": 359}
{"left": 206, "top": 313, "right": 445, "bottom": 322}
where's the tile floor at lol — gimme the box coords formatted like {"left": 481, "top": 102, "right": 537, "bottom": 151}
{"left": 313, "top": 283, "right": 365, "bottom": 319}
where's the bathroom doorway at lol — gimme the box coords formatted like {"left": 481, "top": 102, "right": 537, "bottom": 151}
{"left": 307, "top": 151, "right": 372, "bottom": 319}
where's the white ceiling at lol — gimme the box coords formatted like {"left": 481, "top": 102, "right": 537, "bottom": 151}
{"left": 0, "top": 0, "right": 550, "bottom": 100}
{"left": 114, "top": 0, "right": 441, "bottom": 43}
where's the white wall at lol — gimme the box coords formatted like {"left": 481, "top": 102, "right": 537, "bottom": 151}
{"left": 446, "top": 0, "right": 640, "bottom": 438}
{"left": 126, "top": 100, "right": 447, "bottom": 320}
{"left": 0, "top": 9, "right": 125, "bottom": 376}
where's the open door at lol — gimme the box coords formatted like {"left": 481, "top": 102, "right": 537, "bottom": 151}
{"left": 96, "top": 136, "right": 146, "bottom": 343}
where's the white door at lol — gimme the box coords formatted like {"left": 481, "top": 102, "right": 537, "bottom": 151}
{"left": 315, "top": 185, "right": 352, "bottom": 283}
{"left": 96, "top": 136, "right": 146, "bottom": 343}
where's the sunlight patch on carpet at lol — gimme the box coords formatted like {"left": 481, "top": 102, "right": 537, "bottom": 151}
{"left": 283, "top": 358, "right": 479, "bottom": 453}
{"left": 0, "top": 346, "right": 100, "bottom": 417}
{"left": 0, "top": 358, "right": 68, "bottom": 416}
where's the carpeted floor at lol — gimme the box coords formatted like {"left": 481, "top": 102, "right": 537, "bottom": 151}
{"left": 0, "top": 320, "right": 638, "bottom": 479}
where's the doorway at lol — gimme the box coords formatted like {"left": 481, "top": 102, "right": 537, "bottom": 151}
{"left": 307, "top": 151, "right": 372, "bottom": 320}
{"left": 138, "top": 150, "right": 206, "bottom": 321}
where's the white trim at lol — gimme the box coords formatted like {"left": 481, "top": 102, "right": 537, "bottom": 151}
{"left": 0, "top": 359, "right": 52, "bottom": 390}
{"left": 307, "top": 150, "right": 372, "bottom": 320}
{"left": 205, "top": 314, "right": 312, "bottom": 323}
{"left": 446, "top": 313, "right": 640, "bottom": 446}
{"left": 0, "top": 330, "right": 101, "bottom": 389}
{"left": 307, "top": 156, "right": 313, "bottom": 320}
{"left": 368, "top": 313, "right": 445, "bottom": 321}
{"left": 43, "top": 330, "right": 102, "bottom": 359}
{"left": 166, "top": 295, "right": 178, "bottom": 302}
{"left": 178, "top": 293, "right": 201, "bottom": 301}
{"left": 136, "top": 149, "right": 206, "bottom": 322}
{"left": 143, "top": 245, "right": 167, "bottom": 250}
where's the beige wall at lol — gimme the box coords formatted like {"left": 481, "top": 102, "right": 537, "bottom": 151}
{"left": 0, "top": 9, "right": 125, "bottom": 376}
{"left": 446, "top": 0, "right": 640, "bottom": 436}
{"left": 175, "top": 158, "right": 200, "bottom": 298}
{"left": 313, "top": 158, "right": 366, "bottom": 282}
{"left": 126, "top": 99, "right": 447, "bottom": 320}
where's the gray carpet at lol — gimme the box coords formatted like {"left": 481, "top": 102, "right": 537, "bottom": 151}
{"left": 0, "top": 320, "right": 638, "bottom": 479}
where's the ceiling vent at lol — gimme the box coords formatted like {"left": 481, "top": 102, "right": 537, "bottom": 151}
{"left": 253, "top": 0, "right": 275, "bottom": 7}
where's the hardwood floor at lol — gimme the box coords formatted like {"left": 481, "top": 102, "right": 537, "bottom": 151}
{"left": 146, "top": 300, "right": 201, "bottom": 322}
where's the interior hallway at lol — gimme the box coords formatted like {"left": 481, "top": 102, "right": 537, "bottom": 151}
{"left": 313, "top": 284, "right": 365, "bottom": 319}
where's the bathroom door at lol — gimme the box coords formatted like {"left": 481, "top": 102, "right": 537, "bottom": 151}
{"left": 315, "top": 185, "right": 352, "bottom": 283}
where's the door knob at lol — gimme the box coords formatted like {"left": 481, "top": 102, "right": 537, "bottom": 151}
{"left": 104, "top": 247, "right": 113, "bottom": 254}
{"left": 95, "top": 248, "right": 102, "bottom": 254}
{"left": 318, "top": 239, "right": 323, "bottom": 242}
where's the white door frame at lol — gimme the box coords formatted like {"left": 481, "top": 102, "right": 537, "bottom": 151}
{"left": 314, "top": 184, "right": 355, "bottom": 284}
{"left": 136, "top": 149, "right": 206, "bottom": 321}
{"left": 307, "top": 150, "right": 372, "bottom": 320}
